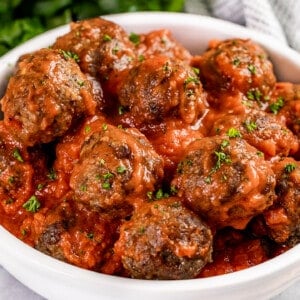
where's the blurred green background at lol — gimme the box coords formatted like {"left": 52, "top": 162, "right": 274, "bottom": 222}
{"left": 0, "top": 0, "right": 185, "bottom": 56}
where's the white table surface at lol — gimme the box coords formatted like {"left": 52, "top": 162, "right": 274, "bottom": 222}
{"left": 0, "top": 265, "right": 299, "bottom": 300}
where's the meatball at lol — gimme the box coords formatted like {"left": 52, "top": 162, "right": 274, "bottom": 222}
{"left": 172, "top": 136, "right": 276, "bottom": 229}
{"left": 117, "top": 56, "right": 207, "bottom": 128}
{"left": 210, "top": 109, "right": 299, "bottom": 157}
{"left": 194, "top": 39, "right": 276, "bottom": 98}
{"left": 136, "top": 29, "right": 192, "bottom": 63}
{"left": 114, "top": 198, "right": 213, "bottom": 279}
{"left": 263, "top": 157, "right": 300, "bottom": 244}
{"left": 69, "top": 123, "right": 164, "bottom": 210}
{"left": 53, "top": 17, "right": 136, "bottom": 83}
{"left": 35, "top": 201, "right": 120, "bottom": 270}
{"left": 1, "top": 48, "right": 96, "bottom": 146}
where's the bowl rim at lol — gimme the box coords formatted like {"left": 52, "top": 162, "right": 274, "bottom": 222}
{"left": 1, "top": 10, "right": 300, "bottom": 298}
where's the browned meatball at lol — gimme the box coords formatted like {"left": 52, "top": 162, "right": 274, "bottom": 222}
{"left": 194, "top": 39, "right": 276, "bottom": 99}
{"left": 53, "top": 17, "right": 136, "bottom": 82}
{"left": 117, "top": 56, "right": 207, "bottom": 128}
{"left": 1, "top": 48, "right": 96, "bottom": 146}
{"left": 172, "top": 136, "right": 276, "bottom": 229}
{"left": 69, "top": 123, "right": 164, "bottom": 210}
{"left": 136, "top": 29, "right": 192, "bottom": 63}
{"left": 263, "top": 157, "right": 300, "bottom": 244}
{"left": 35, "top": 201, "right": 120, "bottom": 270}
{"left": 210, "top": 109, "right": 299, "bottom": 158}
{"left": 114, "top": 198, "right": 213, "bottom": 279}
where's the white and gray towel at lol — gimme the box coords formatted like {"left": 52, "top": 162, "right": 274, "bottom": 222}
{"left": 185, "top": 0, "right": 300, "bottom": 51}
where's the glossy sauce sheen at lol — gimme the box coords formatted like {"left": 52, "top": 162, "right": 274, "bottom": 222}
{"left": 0, "top": 17, "right": 300, "bottom": 279}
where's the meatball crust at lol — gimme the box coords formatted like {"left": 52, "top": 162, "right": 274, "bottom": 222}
{"left": 53, "top": 17, "right": 136, "bottom": 81}
{"left": 137, "top": 29, "right": 192, "bottom": 63}
{"left": 34, "top": 201, "right": 120, "bottom": 270}
{"left": 172, "top": 136, "right": 276, "bottom": 229}
{"left": 117, "top": 56, "right": 207, "bottom": 127}
{"left": 69, "top": 124, "right": 164, "bottom": 210}
{"left": 263, "top": 158, "right": 300, "bottom": 244}
{"left": 1, "top": 48, "right": 96, "bottom": 146}
{"left": 210, "top": 109, "right": 299, "bottom": 157}
{"left": 114, "top": 197, "right": 213, "bottom": 279}
{"left": 194, "top": 39, "right": 276, "bottom": 96}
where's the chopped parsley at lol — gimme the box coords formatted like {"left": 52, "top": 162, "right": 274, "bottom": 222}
{"left": 284, "top": 163, "right": 296, "bottom": 173}
{"left": 246, "top": 89, "right": 262, "bottom": 102}
{"left": 103, "top": 34, "right": 112, "bottom": 42}
{"left": 116, "top": 165, "right": 127, "bottom": 174}
{"left": 184, "top": 76, "right": 200, "bottom": 88}
{"left": 59, "top": 49, "right": 79, "bottom": 63}
{"left": 232, "top": 58, "right": 241, "bottom": 66}
{"left": 102, "top": 182, "right": 111, "bottom": 190}
{"left": 214, "top": 151, "right": 232, "bottom": 171}
{"left": 84, "top": 125, "right": 91, "bottom": 133}
{"left": 247, "top": 64, "right": 256, "bottom": 74}
{"left": 23, "top": 195, "right": 40, "bottom": 213}
{"left": 129, "top": 32, "right": 140, "bottom": 45}
{"left": 138, "top": 54, "right": 145, "bottom": 62}
{"left": 269, "top": 96, "right": 284, "bottom": 114}
{"left": 102, "top": 123, "right": 108, "bottom": 131}
{"left": 47, "top": 168, "right": 57, "bottom": 180}
{"left": 13, "top": 148, "right": 24, "bottom": 162}
{"left": 244, "top": 120, "right": 258, "bottom": 132}
{"left": 227, "top": 128, "right": 242, "bottom": 138}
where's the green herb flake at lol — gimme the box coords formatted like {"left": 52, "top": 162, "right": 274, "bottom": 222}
{"left": 184, "top": 76, "right": 200, "bottom": 89}
{"left": 47, "top": 168, "right": 57, "bottom": 180}
{"left": 269, "top": 96, "right": 284, "bottom": 114}
{"left": 244, "top": 120, "right": 258, "bottom": 132}
{"left": 116, "top": 165, "right": 127, "bottom": 174}
{"left": 214, "top": 151, "right": 232, "bottom": 171}
{"left": 232, "top": 58, "right": 241, "bottom": 66}
{"left": 13, "top": 148, "right": 24, "bottom": 162}
{"left": 248, "top": 64, "right": 256, "bottom": 75}
{"left": 284, "top": 163, "right": 296, "bottom": 173}
{"left": 112, "top": 46, "right": 119, "bottom": 55}
{"left": 59, "top": 49, "right": 80, "bottom": 63}
{"left": 146, "top": 191, "right": 153, "bottom": 200}
{"left": 170, "top": 185, "right": 178, "bottom": 195}
{"left": 103, "top": 34, "right": 112, "bottom": 42}
{"left": 102, "top": 182, "right": 111, "bottom": 190}
{"left": 37, "top": 183, "right": 44, "bottom": 191}
{"left": 102, "top": 172, "right": 113, "bottom": 180}
{"left": 80, "top": 184, "right": 87, "bottom": 192}
{"left": 84, "top": 125, "right": 91, "bottom": 134}
{"left": 138, "top": 54, "right": 145, "bottom": 62}
{"left": 227, "top": 128, "right": 242, "bottom": 138}
{"left": 23, "top": 195, "right": 41, "bottom": 213}
{"left": 256, "top": 151, "right": 264, "bottom": 157}
{"left": 118, "top": 105, "right": 125, "bottom": 115}
{"left": 155, "top": 188, "right": 164, "bottom": 199}
{"left": 102, "top": 123, "right": 108, "bottom": 131}
{"left": 220, "top": 139, "right": 230, "bottom": 150}
{"left": 129, "top": 32, "right": 140, "bottom": 45}
{"left": 192, "top": 67, "right": 200, "bottom": 75}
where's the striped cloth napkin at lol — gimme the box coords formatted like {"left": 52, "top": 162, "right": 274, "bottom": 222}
{"left": 185, "top": 0, "right": 300, "bottom": 51}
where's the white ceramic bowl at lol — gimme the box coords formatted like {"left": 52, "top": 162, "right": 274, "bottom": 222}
{"left": 1, "top": 12, "right": 300, "bottom": 300}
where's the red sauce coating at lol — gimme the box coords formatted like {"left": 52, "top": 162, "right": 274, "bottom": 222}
{"left": 0, "top": 17, "right": 300, "bottom": 280}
